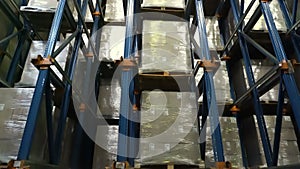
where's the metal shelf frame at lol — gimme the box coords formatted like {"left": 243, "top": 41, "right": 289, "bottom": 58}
{"left": 217, "top": 0, "right": 300, "bottom": 167}
{"left": 4, "top": 0, "right": 298, "bottom": 168}
{"left": 192, "top": 0, "right": 226, "bottom": 163}
{"left": 116, "top": 0, "right": 227, "bottom": 167}
{"left": 0, "top": 0, "right": 32, "bottom": 87}
{"left": 116, "top": 0, "right": 140, "bottom": 166}
{"left": 17, "top": 0, "right": 103, "bottom": 167}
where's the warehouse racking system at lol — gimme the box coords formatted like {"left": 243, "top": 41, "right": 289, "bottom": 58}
{"left": 0, "top": 0, "right": 300, "bottom": 168}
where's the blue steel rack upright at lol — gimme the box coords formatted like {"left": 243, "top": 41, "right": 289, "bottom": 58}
{"left": 1, "top": 0, "right": 299, "bottom": 168}
{"left": 16, "top": 0, "right": 103, "bottom": 167}
{"left": 192, "top": 0, "right": 226, "bottom": 164}
{"left": 117, "top": 0, "right": 139, "bottom": 166}
{"left": 216, "top": 0, "right": 300, "bottom": 167}
{"left": 116, "top": 0, "right": 227, "bottom": 167}
{"left": 0, "top": 0, "right": 32, "bottom": 87}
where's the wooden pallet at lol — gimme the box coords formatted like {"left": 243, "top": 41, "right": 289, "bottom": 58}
{"left": 138, "top": 72, "right": 194, "bottom": 92}
{"left": 0, "top": 160, "right": 29, "bottom": 169}
{"left": 135, "top": 164, "right": 202, "bottom": 169}
{"left": 141, "top": 7, "right": 185, "bottom": 19}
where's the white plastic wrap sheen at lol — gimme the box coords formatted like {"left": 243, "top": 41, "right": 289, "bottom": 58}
{"left": 141, "top": 0, "right": 185, "bottom": 9}
{"left": 0, "top": 89, "right": 34, "bottom": 163}
{"left": 20, "top": 0, "right": 94, "bottom": 22}
{"left": 136, "top": 91, "right": 200, "bottom": 165}
{"left": 141, "top": 20, "right": 192, "bottom": 73}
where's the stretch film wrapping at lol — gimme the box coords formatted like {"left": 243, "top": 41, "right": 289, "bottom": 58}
{"left": 141, "top": 20, "right": 192, "bottom": 73}
{"left": 0, "top": 89, "right": 34, "bottom": 163}
{"left": 141, "top": 0, "right": 185, "bottom": 9}
{"left": 104, "top": 0, "right": 125, "bottom": 22}
{"left": 137, "top": 91, "right": 201, "bottom": 165}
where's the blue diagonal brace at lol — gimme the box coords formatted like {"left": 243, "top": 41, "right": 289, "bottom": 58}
{"left": 230, "top": 0, "right": 273, "bottom": 166}
{"left": 261, "top": 1, "right": 300, "bottom": 132}
{"left": 53, "top": 0, "right": 90, "bottom": 164}
{"left": 17, "top": 0, "right": 67, "bottom": 160}
{"left": 195, "top": 0, "right": 225, "bottom": 162}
